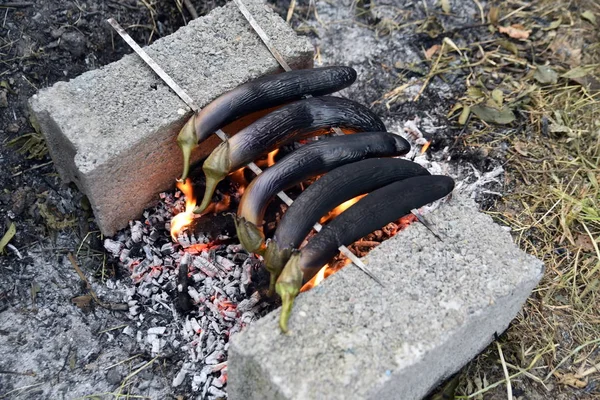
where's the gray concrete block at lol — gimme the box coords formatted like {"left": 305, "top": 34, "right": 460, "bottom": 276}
{"left": 29, "top": 0, "right": 314, "bottom": 236}
{"left": 228, "top": 195, "right": 544, "bottom": 400}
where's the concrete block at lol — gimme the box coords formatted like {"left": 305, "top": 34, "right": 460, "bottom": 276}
{"left": 29, "top": 0, "right": 313, "bottom": 236}
{"left": 228, "top": 195, "right": 544, "bottom": 400}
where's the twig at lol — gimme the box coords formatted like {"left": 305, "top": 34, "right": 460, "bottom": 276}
{"left": 286, "top": 0, "right": 296, "bottom": 23}
{"left": 182, "top": 0, "right": 198, "bottom": 19}
{"left": 0, "top": 2, "right": 34, "bottom": 8}
{"left": 67, "top": 253, "right": 128, "bottom": 311}
{"left": 496, "top": 341, "right": 514, "bottom": 400}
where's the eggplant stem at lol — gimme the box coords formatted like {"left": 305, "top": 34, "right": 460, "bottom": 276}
{"left": 177, "top": 116, "right": 198, "bottom": 182}
{"left": 194, "top": 141, "right": 231, "bottom": 214}
{"left": 233, "top": 217, "right": 266, "bottom": 255}
{"left": 276, "top": 254, "right": 303, "bottom": 333}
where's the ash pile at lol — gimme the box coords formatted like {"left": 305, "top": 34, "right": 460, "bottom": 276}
{"left": 104, "top": 188, "right": 271, "bottom": 398}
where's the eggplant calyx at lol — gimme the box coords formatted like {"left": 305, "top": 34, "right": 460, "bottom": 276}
{"left": 194, "top": 141, "right": 231, "bottom": 213}
{"left": 177, "top": 115, "right": 198, "bottom": 182}
{"left": 265, "top": 240, "right": 293, "bottom": 295}
{"left": 276, "top": 253, "right": 303, "bottom": 333}
{"left": 233, "top": 216, "right": 266, "bottom": 255}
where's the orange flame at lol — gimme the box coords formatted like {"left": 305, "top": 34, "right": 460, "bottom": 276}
{"left": 300, "top": 264, "right": 328, "bottom": 292}
{"left": 170, "top": 179, "right": 197, "bottom": 241}
{"left": 421, "top": 140, "right": 431, "bottom": 154}
{"left": 267, "top": 149, "right": 279, "bottom": 167}
{"left": 319, "top": 195, "right": 366, "bottom": 224}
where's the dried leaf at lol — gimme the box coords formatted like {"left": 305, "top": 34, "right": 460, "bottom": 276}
{"left": 514, "top": 141, "right": 528, "bottom": 156}
{"left": 543, "top": 17, "right": 562, "bottom": 31}
{"left": 467, "top": 86, "right": 485, "bottom": 100}
{"left": 72, "top": 295, "right": 93, "bottom": 310}
{"left": 441, "top": 0, "right": 451, "bottom": 14}
{"left": 471, "top": 104, "right": 516, "bottom": 124}
{"left": 443, "top": 37, "right": 462, "bottom": 55}
{"left": 498, "top": 24, "right": 530, "bottom": 39}
{"left": 0, "top": 223, "right": 16, "bottom": 254}
{"left": 488, "top": 7, "right": 500, "bottom": 25}
{"left": 424, "top": 44, "right": 441, "bottom": 60}
{"left": 491, "top": 88, "right": 503, "bottom": 107}
{"left": 561, "top": 65, "right": 595, "bottom": 79}
{"left": 498, "top": 39, "right": 519, "bottom": 56}
{"left": 534, "top": 66, "right": 558, "bottom": 84}
{"left": 458, "top": 105, "right": 471, "bottom": 125}
{"left": 549, "top": 123, "right": 570, "bottom": 133}
{"left": 581, "top": 10, "right": 597, "bottom": 25}
{"left": 554, "top": 371, "right": 588, "bottom": 389}
{"left": 574, "top": 233, "right": 596, "bottom": 252}
{"left": 447, "top": 102, "right": 463, "bottom": 116}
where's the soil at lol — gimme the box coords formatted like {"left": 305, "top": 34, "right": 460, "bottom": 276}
{"left": 2, "top": 0, "right": 591, "bottom": 399}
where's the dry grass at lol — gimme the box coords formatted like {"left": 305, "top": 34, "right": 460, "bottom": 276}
{"left": 449, "top": 1, "right": 600, "bottom": 398}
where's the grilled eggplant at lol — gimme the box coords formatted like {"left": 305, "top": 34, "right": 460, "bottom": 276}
{"left": 276, "top": 175, "right": 455, "bottom": 332}
{"left": 177, "top": 66, "right": 357, "bottom": 180}
{"left": 195, "top": 96, "right": 386, "bottom": 213}
{"left": 264, "top": 158, "right": 429, "bottom": 292}
{"left": 235, "top": 132, "right": 411, "bottom": 255}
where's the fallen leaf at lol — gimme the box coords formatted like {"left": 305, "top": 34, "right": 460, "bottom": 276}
{"left": 543, "top": 17, "right": 562, "bottom": 31}
{"left": 0, "top": 223, "right": 16, "bottom": 254}
{"left": 443, "top": 37, "right": 462, "bottom": 55}
{"left": 424, "top": 44, "right": 441, "bottom": 60}
{"left": 554, "top": 371, "right": 588, "bottom": 389}
{"left": 534, "top": 65, "right": 559, "bottom": 84}
{"left": 561, "top": 65, "right": 595, "bottom": 79}
{"left": 447, "top": 102, "right": 463, "bottom": 116}
{"left": 72, "top": 295, "right": 93, "bottom": 310}
{"left": 499, "top": 24, "right": 531, "bottom": 39}
{"left": 467, "top": 86, "right": 485, "bottom": 100}
{"left": 458, "top": 105, "right": 470, "bottom": 125}
{"left": 497, "top": 39, "right": 519, "bottom": 56}
{"left": 471, "top": 104, "right": 516, "bottom": 124}
{"left": 514, "top": 141, "right": 528, "bottom": 156}
{"left": 549, "top": 123, "right": 570, "bottom": 134}
{"left": 574, "top": 233, "right": 596, "bottom": 252}
{"left": 581, "top": 10, "right": 597, "bottom": 25}
{"left": 441, "top": 0, "right": 451, "bottom": 14}
{"left": 488, "top": 7, "right": 500, "bottom": 25}
{"left": 491, "top": 88, "right": 504, "bottom": 107}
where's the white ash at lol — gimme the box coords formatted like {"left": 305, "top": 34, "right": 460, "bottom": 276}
{"left": 104, "top": 189, "right": 271, "bottom": 397}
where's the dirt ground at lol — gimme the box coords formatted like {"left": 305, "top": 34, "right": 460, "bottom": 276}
{"left": 1, "top": 0, "right": 599, "bottom": 399}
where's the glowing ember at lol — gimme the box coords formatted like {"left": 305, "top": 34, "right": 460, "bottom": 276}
{"left": 319, "top": 195, "right": 366, "bottom": 224}
{"left": 170, "top": 179, "right": 197, "bottom": 240}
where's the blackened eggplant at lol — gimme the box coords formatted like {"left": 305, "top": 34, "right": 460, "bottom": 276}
{"left": 195, "top": 96, "right": 386, "bottom": 213}
{"left": 264, "top": 158, "right": 429, "bottom": 291}
{"left": 177, "top": 66, "right": 357, "bottom": 180}
{"left": 276, "top": 174, "right": 455, "bottom": 332}
{"left": 235, "top": 132, "right": 411, "bottom": 255}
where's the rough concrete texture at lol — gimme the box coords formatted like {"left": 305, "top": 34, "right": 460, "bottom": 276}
{"left": 29, "top": 0, "right": 313, "bottom": 236}
{"left": 228, "top": 195, "right": 544, "bottom": 400}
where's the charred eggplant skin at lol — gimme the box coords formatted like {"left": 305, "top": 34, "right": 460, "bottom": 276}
{"left": 275, "top": 174, "right": 455, "bottom": 332}
{"left": 298, "top": 175, "right": 455, "bottom": 282}
{"left": 195, "top": 66, "right": 357, "bottom": 142}
{"left": 238, "top": 132, "right": 411, "bottom": 229}
{"left": 196, "top": 96, "right": 387, "bottom": 213}
{"left": 272, "top": 158, "right": 429, "bottom": 254}
{"left": 177, "top": 66, "right": 357, "bottom": 180}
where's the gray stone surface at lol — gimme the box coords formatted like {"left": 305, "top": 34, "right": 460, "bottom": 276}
{"left": 29, "top": 0, "right": 313, "bottom": 236}
{"left": 228, "top": 195, "right": 544, "bottom": 400}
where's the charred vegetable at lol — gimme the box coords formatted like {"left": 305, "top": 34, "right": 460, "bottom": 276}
{"left": 195, "top": 96, "right": 386, "bottom": 213}
{"left": 264, "top": 158, "right": 429, "bottom": 292}
{"left": 276, "top": 175, "right": 455, "bottom": 332}
{"left": 177, "top": 66, "right": 357, "bottom": 181}
{"left": 235, "top": 132, "right": 411, "bottom": 255}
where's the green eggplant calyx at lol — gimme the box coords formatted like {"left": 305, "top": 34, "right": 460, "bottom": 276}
{"left": 233, "top": 216, "right": 266, "bottom": 255}
{"left": 265, "top": 241, "right": 293, "bottom": 293}
{"left": 177, "top": 116, "right": 198, "bottom": 182}
{"left": 194, "top": 141, "right": 231, "bottom": 214}
{"left": 276, "top": 254, "right": 303, "bottom": 333}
